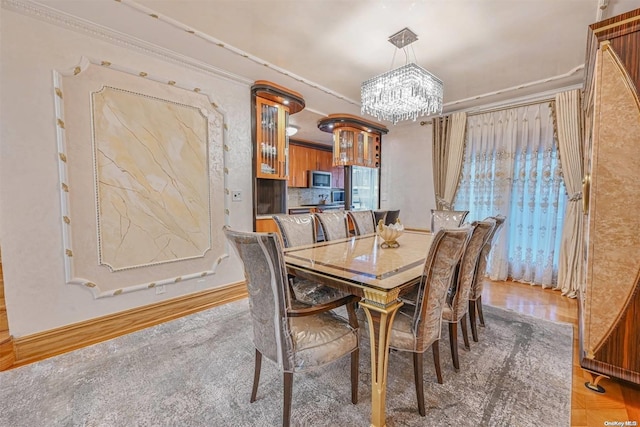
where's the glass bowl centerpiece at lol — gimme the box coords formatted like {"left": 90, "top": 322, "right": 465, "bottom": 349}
{"left": 377, "top": 219, "right": 404, "bottom": 248}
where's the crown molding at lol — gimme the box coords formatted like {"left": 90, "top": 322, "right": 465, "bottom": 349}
{"left": 1, "top": 0, "right": 252, "bottom": 86}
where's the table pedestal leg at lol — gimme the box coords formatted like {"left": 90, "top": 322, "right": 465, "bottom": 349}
{"left": 360, "top": 299, "right": 403, "bottom": 427}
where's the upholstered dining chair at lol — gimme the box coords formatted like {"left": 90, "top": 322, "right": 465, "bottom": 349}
{"left": 384, "top": 209, "right": 400, "bottom": 225}
{"left": 468, "top": 215, "right": 507, "bottom": 341}
{"left": 272, "top": 214, "right": 349, "bottom": 305}
{"left": 347, "top": 210, "right": 377, "bottom": 236}
{"left": 315, "top": 211, "right": 349, "bottom": 241}
{"left": 360, "top": 226, "right": 472, "bottom": 416}
{"left": 374, "top": 210, "right": 388, "bottom": 226}
{"left": 441, "top": 220, "right": 495, "bottom": 370}
{"left": 430, "top": 209, "right": 469, "bottom": 233}
{"left": 223, "top": 227, "right": 360, "bottom": 427}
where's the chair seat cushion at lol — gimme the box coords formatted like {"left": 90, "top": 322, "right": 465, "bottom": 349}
{"left": 388, "top": 305, "right": 418, "bottom": 351}
{"left": 292, "top": 278, "right": 349, "bottom": 305}
{"left": 357, "top": 304, "right": 418, "bottom": 352}
{"left": 442, "top": 304, "right": 454, "bottom": 322}
{"left": 290, "top": 312, "right": 358, "bottom": 371}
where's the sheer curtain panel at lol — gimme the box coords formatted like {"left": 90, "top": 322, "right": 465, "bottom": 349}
{"left": 454, "top": 102, "right": 567, "bottom": 287}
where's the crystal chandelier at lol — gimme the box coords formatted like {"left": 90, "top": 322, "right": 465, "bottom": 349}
{"left": 361, "top": 28, "right": 443, "bottom": 124}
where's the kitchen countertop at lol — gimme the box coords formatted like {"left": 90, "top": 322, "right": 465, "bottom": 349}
{"left": 256, "top": 203, "right": 346, "bottom": 219}
{"left": 289, "top": 203, "right": 345, "bottom": 209}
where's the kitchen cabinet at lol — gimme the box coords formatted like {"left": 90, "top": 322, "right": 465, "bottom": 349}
{"left": 316, "top": 149, "right": 333, "bottom": 171}
{"left": 579, "top": 8, "right": 640, "bottom": 390}
{"left": 287, "top": 142, "right": 335, "bottom": 188}
{"left": 288, "top": 144, "right": 311, "bottom": 187}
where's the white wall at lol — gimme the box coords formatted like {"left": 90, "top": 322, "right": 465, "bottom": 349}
{"left": 0, "top": 10, "right": 253, "bottom": 337}
{"left": 380, "top": 121, "right": 435, "bottom": 230}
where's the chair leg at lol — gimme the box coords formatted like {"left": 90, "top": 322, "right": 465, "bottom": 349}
{"left": 469, "top": 300, "right": 479, "bottom": 342}
{"left": 448, "top": 322, "right": 460, "bottom": 371}
{"left": 461, "top": 314, "right": 470, "bottom": 350}
{"left": 283, "top": 372, "right": 293, "bottom": 427}
{"left": 432, "top": 340, "right": 443, "bottom": 384}
{"left": 477, "top": 295, "right": 485, "bottom": 327}
{"left": 250, "top": 349, "right": 262, "bottom": 403}
{"left": 412, "top": 352, "right": 426, "bottom": 416}
{"left": 350, "top": 349, "right": 359, "bottom": 404}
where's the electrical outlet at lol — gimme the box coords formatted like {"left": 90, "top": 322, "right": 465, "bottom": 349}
{"left": 155, "top": 284, "right": 166, "bottom": 294}
{"left": 232, "top": 191, "right": 242, "bottom": 202}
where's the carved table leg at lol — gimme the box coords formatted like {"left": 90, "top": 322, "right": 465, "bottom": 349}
{"left": 360, "top": 298, "right": 403, "bottom": 427}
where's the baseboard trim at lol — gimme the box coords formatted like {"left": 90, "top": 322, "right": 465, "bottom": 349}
{"left": 0, "top": 336, "right": 15, "bottom": 370}
{"left": 11, "top": 281, "right": 247, "bottom": 369}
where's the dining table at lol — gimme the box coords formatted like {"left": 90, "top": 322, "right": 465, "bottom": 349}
{"left": 283, "top": 230, "right": 434, "bottom": 427}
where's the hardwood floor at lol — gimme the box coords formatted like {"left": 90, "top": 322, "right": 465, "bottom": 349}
{"left": 483, "top": 279, "right": 640, "bottom": 427}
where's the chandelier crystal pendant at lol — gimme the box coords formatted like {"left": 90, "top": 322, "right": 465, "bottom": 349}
{"left": 361, "top": 28, "right": 443, "bottom": 124}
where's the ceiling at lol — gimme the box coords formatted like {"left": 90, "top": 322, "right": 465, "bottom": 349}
{"left": 32, "top": 0, "right": 640, "bottom": 144}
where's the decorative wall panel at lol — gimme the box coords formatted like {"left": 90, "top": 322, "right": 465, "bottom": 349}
{"left": 54, "top": 57, "right": 228, "bottom": 297}
{"left": 92, "top": 86, "right": 211, "bottom": 271}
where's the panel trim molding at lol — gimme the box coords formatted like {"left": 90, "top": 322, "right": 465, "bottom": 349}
{"left": 10, "top": 281, "right": 247, "bottom": 369}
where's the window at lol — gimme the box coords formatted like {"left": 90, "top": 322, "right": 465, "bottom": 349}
{"left": 454, "top": 102, "right": 567, "bottom": 286}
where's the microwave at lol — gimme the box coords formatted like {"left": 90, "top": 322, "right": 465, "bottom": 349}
{"left": 308, "top": 170, "right": 332, "bottom": 188}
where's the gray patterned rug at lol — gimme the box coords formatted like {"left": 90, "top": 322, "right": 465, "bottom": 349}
{"left": 0, "top": 299, "right": 572, "bottom": 427}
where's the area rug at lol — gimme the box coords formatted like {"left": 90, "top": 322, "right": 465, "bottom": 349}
{"left": 0, "top": 299, "right": 572, "bottom": 427}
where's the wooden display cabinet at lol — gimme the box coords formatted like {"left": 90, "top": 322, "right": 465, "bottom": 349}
{"left": 287, "top": 141, "right": 335, "bottom": 188}
{"left": 255, "top": 97, "right": 289, "bottom": 179}
{"left": 317, "top": 114, "right": 387, "bottom": 168}
{"left": 252, "top": 81, "right": 305, "bottom": 181}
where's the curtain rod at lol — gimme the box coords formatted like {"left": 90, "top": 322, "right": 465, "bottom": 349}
{"left": 420, "top": 97, "right": 555, "bottom": 125}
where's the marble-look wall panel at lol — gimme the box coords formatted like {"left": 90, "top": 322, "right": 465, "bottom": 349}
{"left": 585, "top": 43, "right": 640, "bottom": 355}
{"left": 93, "top": 87, "right": 210, "bottom": 271}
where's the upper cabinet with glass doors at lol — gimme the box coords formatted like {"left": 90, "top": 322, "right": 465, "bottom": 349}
{"left": 317, "top": 114, "right": 388, "bottom": 168}
{"left": 252, "top": 81, "right": 305, "bottom": 179}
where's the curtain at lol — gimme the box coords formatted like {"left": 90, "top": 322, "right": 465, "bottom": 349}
{"left": 432, "top": 112, "right": 467, "bottom": 209}
{"left": 553, "top": 90, "right": 583, "bottom": 298}
{"left": 454, "top": 102, "right": 567, "bottom": 287}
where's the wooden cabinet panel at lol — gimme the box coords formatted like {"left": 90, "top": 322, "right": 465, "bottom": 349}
{"left": 332, "top": 166, "right": 345, "bottom": 189}
{"left": 288, "top": 144, "right": 311, "bottom": 187}
{"left": 288, "top": 144, "right": 334, "bottom": 187}
{"left": 255, "top": 218, "right": 279, "bottom": 233}
{"left": 316, "top": 150, "right": 333, "bottom": 172}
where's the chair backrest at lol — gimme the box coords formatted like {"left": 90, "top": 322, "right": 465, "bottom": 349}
{"left": 448, "top": 220, "right": 495, "bottom": 321}
{"left": 273, "top": 213, "right": 316, "bottom": 248}
{"left": 315, "top": 211, "right": 348, "bottom": 241}
{"left": 374, "top": 210, "right": 388, "bottom": 226}
{"left": 470, "top": 215, "right": 506, "bottom": 300}
{"left": 347, "top": 210, "right": 376, "bottom": 236}
{"left": 411, "top": 226, "right": 473, "bottom": 352}
{"left": 385, "top": 209, "right": 400, "bottom": 225}
{"left": 430, "top": 209, "right": 469, "bottom": 233}
{"left": 223, "top": 228, "right": 295, "bottom": 371}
